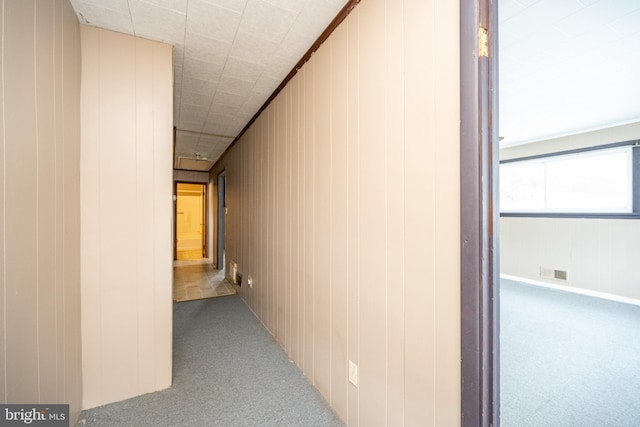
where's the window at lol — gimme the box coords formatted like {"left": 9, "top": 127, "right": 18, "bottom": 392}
{"left": 500, "top": 142, "right": 639, "bottom": 217}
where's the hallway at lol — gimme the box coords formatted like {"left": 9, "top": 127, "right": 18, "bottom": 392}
{"left": 77, "top": 295, "right": 344, "bottom": 426}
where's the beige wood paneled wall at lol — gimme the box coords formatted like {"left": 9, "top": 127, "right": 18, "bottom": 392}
{"left": 80, "top": 26, "right": 173, "bottom": 408}
{"left": 212, "top": 0, "right": 461, "bottom": 425}
{"left": 0, "top": 0, "right": 82, "bottom": 422}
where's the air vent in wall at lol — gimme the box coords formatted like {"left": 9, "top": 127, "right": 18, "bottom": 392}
{"left": 540, "top": 267, "right": 569, "bottom": 281}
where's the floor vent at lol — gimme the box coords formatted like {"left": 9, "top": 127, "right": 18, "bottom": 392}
{"left": 540, "top": 267, "right": 568, "bottom": 281}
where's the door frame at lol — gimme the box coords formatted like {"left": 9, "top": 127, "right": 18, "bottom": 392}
{"left": 174, "top": 181, "right": 208, "bottom": 261}
{"left": 460, "top": 0, "right": 500, "bottom": 425}
{"left": 216, "top": 170, "right": 226, "bottom": 270}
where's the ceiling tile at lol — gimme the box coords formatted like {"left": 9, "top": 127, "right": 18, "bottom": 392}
{"left": 138, "top": 0, "right": 188, "bottom": 14}
{"left": 237, "top": 0, "right": 298, "bottom": 44}
{"left": 222, "top": 57, "right": 265, "bottom": 82}
{"left": 274, "top": 29, "right": 314, "bottom": 62}
{"left": 130, "top": 0, "right": 186, "bottom": 45}
{"left": 216, "top": 75, "right": 256, "bottom": 97}
{"left": 186, "top": 0, "right": 242, "bottom": 43}
{"left": 181, "top": 90, "right": 213, "bottom": 107}
{"left": 177, "top": 132, "right": 200, "bottom": 145}
{"left": 262, "top": 0, "right": 308, "bottom": 14}
{"left": 183, "top": 57, "right": 225, "bottom": 82}
{"left": 513, "top": 0, "right": 543, "bottom": 7}
{"left": 178, "top": 120, "right": 206, "bottom": 133}
{"left": 263, "top": 55, "right": 293, "bottom": 80}
{"left": 71, "top": 3, "right": 133, "bottom": 33}
{"left": 608, "top": 8, "right": 640, "bottom": 37}
{"left": 500, "top": 0, "right": 583, "bottom": 40}
{"left": 180, "top": 103, "right": 209, "bottom": 122}
{"left": 253, "top": 75, "right": 281, "bottom": 95}
{"left": 206, "top": 111, "right": 240, "bottom": 128}
{"left": 552, "top": 0, "right": 640, "bottom": 38}
{"left": 181, "top": 76, "right": 218, "bottom": 97}
{"left": 224, "top": 121, "right": 247, "bottom": 136}
{"left": 208, "top": 101, "right": 241, "bottom": 117}
{"left": 212, "top": 91, "right": 247, "bottom": 109}
{"left": 198, "top": 135, "right": 234, "bottom": 148}
{"left": 199, "top": 0, "right": 249, "bottom": 13}
{"left": 500, "top": 27, "right": 569, "bottom": 73}
{"left": 71, "top": 0, "right": 130, "bottom": 15}
{"left": 290, "top": 0, "right": 340, "bottom": 38}
{"left": 499, "top": 0, "right": 526, "bottom": 21}
{"left": 229, "top": 31, "right": 280, "bottom": 64}
{"left": 184, "top": 32, "right": 232, "bottom": 65}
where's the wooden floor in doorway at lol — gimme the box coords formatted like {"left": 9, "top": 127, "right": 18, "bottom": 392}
{"left": 173, "top": 263, "right": 236, "bottom": 303}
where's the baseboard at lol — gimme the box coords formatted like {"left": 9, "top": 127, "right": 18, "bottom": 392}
{"left": 500, "top": 274, "right": 640, "bottom": 307}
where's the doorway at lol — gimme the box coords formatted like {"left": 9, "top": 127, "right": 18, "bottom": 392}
{"left": 175, "top": 182, "right": 207, "bottom": 261}
{"left": 216, "top": 170, "right": 226, "bottom": 270}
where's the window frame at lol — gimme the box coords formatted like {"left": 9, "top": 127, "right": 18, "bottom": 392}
{"left": 500, "top": 140, "right": 640, "bottom": 219}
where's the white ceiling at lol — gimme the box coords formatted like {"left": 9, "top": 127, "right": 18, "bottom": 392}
{"left": 69, "top": 1, "right": 640, "bottom": 158}
{"left": 500, "top": 0, "right": 640, "bottom": 147}
{"left": 69, "top": 0, "right": 348, "bottom": 167}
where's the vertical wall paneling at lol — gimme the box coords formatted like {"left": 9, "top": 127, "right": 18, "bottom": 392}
{"left": 5, "top": 0, "right": 39, "bottom": 401}
{"left": 209, "top": 0, "right": 462, "bottom": 424}
{"left": 0, "top": 1, "right": 6, "bottom": 403}
{"left": 403, "top": 0, "right": 437, "bottom": 423}
{"left": 346, "top": 10, "right": 361, "bottom": 426}
{"left": 356, "top": 0, "right": 388, "bottom": 425}
{"left": 1, "top": 0, "right": 83, "bottom": 422}
{"left": 80, "top": 26, "right": 173, "bottom": 408}
{"left": 433, "top": 1, "right": 462, "bottom": 424}
{"left": 289, "top": 76, "right": 300, "bottom": 364}
{"left": 303, "top": 63, "right": 315, "bottom": 379}
{"left": 35, "top": 0, "right": 57, "bottom": 400}
{"left": 501, "top": 217, "right": 640, "bottom": 300}
{"left": 384, "top": 0, "right": 406, "bottom": 423}
{"left": 313, "top": 43, "right": 332, "bottom": 399}
{"left": 329, "top": 23, "right": 349, "bottom": 421}
{"left": 62, "top": 1, "right": 83, "bottom": 410}
{"left": 152, "top": 39, "right": 174, "bottom": 388}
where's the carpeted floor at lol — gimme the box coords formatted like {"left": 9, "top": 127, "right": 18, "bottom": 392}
{"left": 76, "top": 296, "right": 344, "bottom": 427}
{"left": 500, "top": 279, "right": 640, "bottom": 426}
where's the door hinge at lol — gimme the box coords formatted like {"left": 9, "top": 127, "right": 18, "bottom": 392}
{"left": 478, "top": 27, "right": 489, "bottom": 58}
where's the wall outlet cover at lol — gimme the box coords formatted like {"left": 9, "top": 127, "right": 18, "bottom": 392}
{"left": 348, "top": 360, "right": 358, "bottom": 387}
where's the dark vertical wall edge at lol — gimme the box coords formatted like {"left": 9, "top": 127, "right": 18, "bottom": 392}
{"left": 633, "top": 142, "right": 640, "bottom": 213}
{"left": 460, "top": 0, "right": 500, "bottom": 425}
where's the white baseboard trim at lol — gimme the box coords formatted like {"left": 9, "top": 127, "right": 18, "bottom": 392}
{"left": 500, "top": 274, "right": 640, "bottom": 307}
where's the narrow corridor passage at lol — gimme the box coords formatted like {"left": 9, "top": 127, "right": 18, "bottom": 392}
{"left": 77, "top": 296, "right": 344, "bottom": 426}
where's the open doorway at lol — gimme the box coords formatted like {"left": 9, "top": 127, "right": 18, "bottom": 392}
{"left": 497, "top": 0, "right": 640, "bottom": 425}
{"left": 175, "top": 182, "right": 207, "bottom": 261}
{"left": 216, "top": 170, "right": 226, "bottom": 271}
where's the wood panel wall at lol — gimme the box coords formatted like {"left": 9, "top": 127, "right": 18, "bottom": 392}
{"left": 212, "top": 0, "right": 461, "bottom": 425}
{"left": 0, "top": 0, "right": 82, "bottom": 422}
{"left": 80, "top": 26, "right": 173, "bottom": 409}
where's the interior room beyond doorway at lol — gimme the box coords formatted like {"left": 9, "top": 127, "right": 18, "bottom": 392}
{"left": 176, "top": 182, "right": 206, "bottom": 261}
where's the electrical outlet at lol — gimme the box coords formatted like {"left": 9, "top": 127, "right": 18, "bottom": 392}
{"left": 349, "top": 360, "right": 358, "bottom": 387}
{"left": 248, "top": 275, "right": 253, "bottom": 289}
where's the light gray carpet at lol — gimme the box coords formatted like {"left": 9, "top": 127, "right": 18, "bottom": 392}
{"left": 77, "top": 296, "right": 344, "bottom": 427}
{"left": 501, "top": 279, "right": 640, "bottom": 426}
